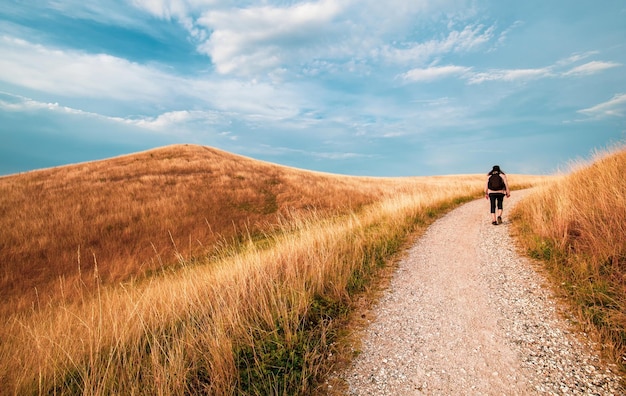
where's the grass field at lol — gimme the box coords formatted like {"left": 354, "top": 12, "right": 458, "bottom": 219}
{"left": 0, "top": 144, "right": 414, "bottom": 317}
{"left": 512, "top": 146, "right": 626, "bottom": 374}
{"left": 0, "top": 144, "right": 547, "bottom": 394}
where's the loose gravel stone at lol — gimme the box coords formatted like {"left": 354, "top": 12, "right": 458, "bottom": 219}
{"left": 336, "top": 192, "right": 624, "bottom": 395}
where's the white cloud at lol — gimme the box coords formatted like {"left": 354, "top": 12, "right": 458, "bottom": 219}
{"left": 40, "top": 0, "right": 146, "bottom": 26}
{"left": 130, "top": 0, "right": 486, "bottom": 77}
{"left": 380, "top": 24, "right": 495, "bottom": 65}
{"left": 130, "top": 0, "right": 213, "bottom": 40}
{"left": 130, "top": 0, "right": 189, "bottom": 20}
{"left": 195, "top": 0, "right": 344, "bottom": 74}
{"left": 468, "top": 67, "right": 552, "bottom": 84}
{"left": 0, "top": 92, "right": 88, "bottom": 115}
{"left": 556, "top": 51, "right": 599, "bottom": 66}
{"left": 218, "top": 131, "right": 238, "bottom": 141}
{"left": 460, "top": 54, "right": 619, "bottom": 85}
{"left": 401, "top": 65, "right": 471, "bottom": 82}
{"left": 0, "top": 91, "right": 156, "bottom": 130}
{"left": 0, "top": 92, "right": 236, "bottom": 140}
{"left": 400, "top": 64, "right": 554, "bottom": 85}
{"left": 563, "top": 61, "right": 621, "bottom": 76}
{"left": 0, "top": 35, "right": 312, "bottom": 121}
{"left": 130, "top": 0, "right": 220, "bottom": 20}
{"left": 131, "top": 109, "right": 223, "bottom": 130}
{"left": 578, "top": 93, "right": 626, "bottom": 118}
{"left": 494, "top": 20, "right": 524, "bottom": 47}
{"left": 0, "top": 36, "right": 180, "bottom": 102}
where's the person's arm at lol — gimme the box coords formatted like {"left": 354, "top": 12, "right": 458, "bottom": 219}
{"left": 502, "top": 174, "right": 511, "bottom": 197}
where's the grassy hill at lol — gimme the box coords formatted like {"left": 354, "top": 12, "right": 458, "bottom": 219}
{"left": 0, "top": 144, "right": 428, "bottom": 317}
{"left": 0, "top": 144, "right": 546, "bottom": 394}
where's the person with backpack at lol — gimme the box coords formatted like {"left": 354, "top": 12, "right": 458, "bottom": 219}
{"left": 485, "top": 165, "right": 510, "bottom": 225}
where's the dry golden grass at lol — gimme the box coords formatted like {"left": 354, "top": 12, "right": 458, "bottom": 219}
{"left": 512, "top": 146, "right": 626, "bottom": 372}
{"left": 0, "top": 145, "right": 545, "bottom": 394}
{"left": 0, "top": 144, "right": 418, "bottom": 317}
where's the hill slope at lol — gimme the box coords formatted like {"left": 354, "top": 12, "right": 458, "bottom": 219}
{"left": 0, "top": 144, "right": 443, "bottom": 316}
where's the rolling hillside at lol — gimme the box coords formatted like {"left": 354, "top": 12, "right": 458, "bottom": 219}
{"left": 1, "top": 144, "right": 501, "bottom": 318}
{"left": 0, "top": 144, "right": 414, "bottom": 316}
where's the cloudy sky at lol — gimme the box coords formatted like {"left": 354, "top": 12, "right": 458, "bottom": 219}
{"left": 1, "top": 0, "right": 625, "bottom": 176}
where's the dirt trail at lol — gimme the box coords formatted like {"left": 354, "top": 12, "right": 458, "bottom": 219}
{"left": 337, "top": 191, "right": 624, "bottom": 395}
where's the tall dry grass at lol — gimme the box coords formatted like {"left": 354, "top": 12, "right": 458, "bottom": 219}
{"left": 512, "top": 146, "right": 626, "bottom": 371}
{"left": 0, "top": 145, "right": 545, "bottom": 394}
{"left": 0, "top": 144, "right": 429, "bottom": 318}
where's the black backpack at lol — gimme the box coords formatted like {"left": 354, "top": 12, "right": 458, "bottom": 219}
{"left": 488, "top": 172, "right": 506, "bottom": 190}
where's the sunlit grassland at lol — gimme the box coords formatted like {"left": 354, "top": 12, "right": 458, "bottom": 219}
{"left": 0, "top": 145, "right": 545, "bottom": 394}
{"left": 512, "top": 146, "right": 626, "bottom": 373}
{"left": 0, "top": 144, "right": 415, "bottom": 317}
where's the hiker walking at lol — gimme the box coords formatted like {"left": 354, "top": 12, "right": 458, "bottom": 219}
{"left": 485, "top": 165, "right": 510, "bottom": 225}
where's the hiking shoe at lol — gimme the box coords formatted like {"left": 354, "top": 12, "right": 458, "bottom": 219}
{"left": 492, "top": 221, "right": 498, "bottom": 225}
{"left": 497, "top": 216, "right": 502, "bottom": 224}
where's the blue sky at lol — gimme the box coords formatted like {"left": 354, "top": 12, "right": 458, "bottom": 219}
{"left": 1, "top": 0, "right": 625, "bottom": 176}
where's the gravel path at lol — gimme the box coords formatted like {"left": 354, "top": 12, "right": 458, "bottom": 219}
{"left": 338, "top": 192, "right": 624, "bottom": 395}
